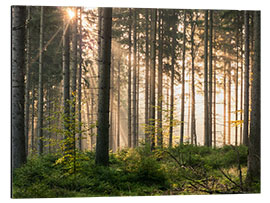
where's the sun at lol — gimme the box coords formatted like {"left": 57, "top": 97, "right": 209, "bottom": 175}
{"left": 67, "top": 8, "right": 75, "bottom": 19}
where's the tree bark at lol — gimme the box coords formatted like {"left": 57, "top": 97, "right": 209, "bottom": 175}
{"left": 150, "top": 9, "right": 157, "bottom": 150}
{"left": 37, "top": 6, "right": 44, "bottom": 155}
{"left": 180, "top": 10, "right": 186, "bottom": 144}
{"left": 228, "top": 62, "right": 231, "bottom": 145}
{"left": 223, "top": 61, "right": 227, "bottom": 145}
{"left": 128, "top": 8, "right": 132, "bottom": 148}
{"left": 157, "top": 10, "right": 163, "bottom": 147}
{"left": 243, "top": 11, "right": 250, "bottom": 146}
{"left": 204, "top": 10, "right": 209, "bottom": 147}
{"left": 246, "top": 11, "right": 260, "bottom": 187}
{"left": 95, "top": 7, "right": 112, "bottom": 166}
{"left": 11, "top": 6, "right": 27, "bottom": 175}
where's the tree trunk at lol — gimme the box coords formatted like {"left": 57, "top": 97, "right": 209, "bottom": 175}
{"left": 240, "top": 20, "right": 244, "bottom": 145}
{"left": 132, "top": 9, "right": 137, "bottom": 148}
{"left": 246, "top": 11, "right": 260, "bottom": 187}
{"left": 223, "top": 62, "right": 227, "bottom": 145}
{"left": 71, "top": 8, "right": 78, "bottom": 157}
{"left": 243, "top": 11, "right": 250, "bottom": 146}
{"left": 117, "top": 60, "right": 121, "bottom": 149}
{"left": 228, "top": 62, "right": 231, "bottom": 145}
{"left": 78, "top": 7, "right": 83, "bottom": 151}
{"left": 157, "top": 10, "right": 163, "bottom": 147}
{"left": 180, "top": 10, "right": 186, "bottom": 144}
{"left": 128, "top": 8, "right": 132, "bottom": 148}
{"left": 208, "top": 10, "right": 213, "bottom": 147}
{"left": 145, "top": 8, "right": 150, "bottom": 144}
{"left": 169, "top": 10, "right": 176, "bottom": 147}
{"left": 190, "top": 11, "right": 196, "bottom": 145}
{"left": 235, "top": 16, "right": 239, "bottom": 146}
{"left": 31, "top": 88, "right": 35, "bottom": 152}
{"left": 63, "top": 10, "right": 71, "bottom": 153}
{"left": 204, "top": 10, "right": 209, "bottom": 147}
{"left": 110, "top": 56, "right": 114, "bottom": 150}
{"left": 24, "top": 6, "right": 31, "bottom": 156}
{"left": 11, "top": 6, "right": 27, "bottom": 175}
{"left": 150, "top": 9, "right": 157, "bottom": 150}
{"left": 37, "top": 6, "right": 44, "bottom": 155}
{"left": 95, "top": 7, "right": 112, "bottom": 166}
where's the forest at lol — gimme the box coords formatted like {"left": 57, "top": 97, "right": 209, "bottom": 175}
{"left": 11, "top": 6, "right": 260, "bottom": 198}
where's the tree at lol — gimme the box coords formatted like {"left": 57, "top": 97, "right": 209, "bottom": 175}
{"left": 24, "top": 6, "right": 31, "bottom": 156}
{"left": 37, "top": 6, "right": 44, "bottom": 155}
{"left": 169, "top": 10, "right": 177, "bottom": 147}
{"left": 157, "top": 10, "right": 164, "bottom": 147}
{"left": 180, "top": 10, "right": 186, "bottom": 144}
{"left": 150, "top": 9, "right": 157, "bottom": 150}
{"left": 243, "top": 11, "right": 250, "bottom": 146}
{"left": 204, "top": 10, "right": 209, "bottom": 147}
{"left": 128, "top": 8, "right": 132, "bottom": 148}
{"left": 132, "top": 9, "right": 137, "bottom": 148}
{"left": 246, "top": 11, "right": 260, "bottom": 188}
{"left": 11, "top": 5, "right": 27, "bottom": 175}
{"left": 95, "top": 7, "right": 112, "bottom": 166}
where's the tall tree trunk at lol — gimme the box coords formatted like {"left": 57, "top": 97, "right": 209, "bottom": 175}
{"left": 63, "top": 10, "right": 71, "bottom": 153}
{"left": 208, "top": 10, "right": 213, "bottom": 147}
{"left": 37, "top": 6, "right": 44, "bottom": 155}
{"left": 11, "top": 6, "right": 27, "bottom": 175}
{"left": 157, "top": 10, "right": 163, "bottom": 147}
{"left": 31, "top": 88, "right": 35, "bottom": 152}
{"left": 180, "top": 10, "right": 186, "bottom": 144}
{"left": 136, "top": 33, "right": 140, "bottom": 147}
{"left": 24, "top": 6, "right": 31, "bottom": 156}
{"left": 117, "top": 60, "right": 121, "bottom": 149}
{"left": 110, "top": 56, "right": 114, "bottom": 150}
{"left": 71, "top": 8, "right": 78, "bottom": 158}
{"left": 223, "top": 62, "right": 227, "bottom": 145}
{"left": 243, "top": 11, "right": 250, "bottom": 146}
{"left": 228, "top": 62, "right": 231, "bottom": 145}
{"left": 246, "top": 11, "right": 260, "bottom": 187}
{"left": 235, "top": 16, "right": 239, "bottom": 146}
{"left": 95, "top": 7, "right": 112, "bottom": 166}
{"left": 204, "top": 10, "right": 209, "bottom": 146}
{"left": 145, "top": 8, "right": 150, "bottom": 144}
{"left": 132, "top": 9, "right": 137, "bottom": 148}
{"left": 150, "top": 9, "right": 157, "bottom": 150}
{"left": 213, "top": 24, "right": 217, "bottom": 148}
{"left": 169, "top": 10, "right": 176, "bottom": 147}
{"left": 127, "top": 8, "right": 132, "bottom": 148}
{"left": 240, "top": 20, "right": 244, "bottom": 145}
{"left": 78, "top": 7, "right": 83, "bottom": 151}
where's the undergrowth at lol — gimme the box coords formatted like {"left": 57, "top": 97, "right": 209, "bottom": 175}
{"left": 12, "top": 144, "right": 259, "bottom": 198}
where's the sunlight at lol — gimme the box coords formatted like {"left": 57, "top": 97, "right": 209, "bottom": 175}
{"left": 67, "top": 8, "right": 75, "bottom": 19}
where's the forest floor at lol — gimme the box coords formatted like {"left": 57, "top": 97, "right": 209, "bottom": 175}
{"left": 12, "top": 144, "right": 260, "bottom": 198}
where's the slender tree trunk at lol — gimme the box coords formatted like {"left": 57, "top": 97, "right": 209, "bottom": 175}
{"left": 145, "top": 8, "right": 150, "bottom": 144}
{"left": 95, "top": 7, "right": 112, "bottom": 166}
{"left": 169, "top": 10, "right": 176, "bottom": 147}
{"left": 63, "top": 11, "right": 71, "bottom": 153}
{"left": 213, "top": 52, "right": 217, "bottom": 148}
{"left": 228, "top": 62, "right": 231, "bottom": 145}
{"left": 127, "top": 8, "right": 132, "bottom": 148}
{"left": 243, "top": 11, "right": 250, "bottom": 146}
{"left": 246, "top": 11, "right": 260, "bottom": 187}
{"left": 110, "top": 56, "right": 114, "bottom": 150}
{"left": 11, "top": 6, "right": 27, "bottom": 175}
{"left": 24, "top": 6, "right": 31, "bottom": 156}
{"left": 223, "top": 62, "right": 227, "bottom": 145}
{"left": 117, "top": 60, "right": 121, "bottom": 149}
{"left": 78, "top": 7, "right": 83, "bottom": 151}
{"left": 132, "top": 9, "right": 137, "bottom": 148}
{"left": 180, "top": 10, "right": 186, "bottom": 144}
{"left": 71, "top": 8, "right": 78, "bottom": 159}
{"left": 208, "top": 10, "right": 213, "bottom": 147}
{"left": 190, "top": 12, "right": 196, "bottom": 145}
{"left": 204, "top": 10, "right": 209, "bottom": 146}
{"left": 31, "top": 88, "right": 35, "bottom": 152}
{"left": 136, "top": 33, "right": 140, "bottom": 147}
{"left": 150, "top": 9, "right": 157, "bottom": 150}
{"left": 240, "top": 21, "right": 244, "bottom": 145}
{"left": 37, "top": 7, "right": 44, "bottom": 155}
{"left": 235, "top": 16, "right": 239, "bottom": 146}
{"left": 157, "top": 10, "right": 163, "bottom": 147}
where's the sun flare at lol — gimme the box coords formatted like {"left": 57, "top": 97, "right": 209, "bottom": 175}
{"left": 67, "top": 8, "right": 75, "bottom": 19}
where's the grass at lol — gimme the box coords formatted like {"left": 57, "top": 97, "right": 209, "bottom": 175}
{"left": 12, "top": 144, "right": 259, "bottom": 198}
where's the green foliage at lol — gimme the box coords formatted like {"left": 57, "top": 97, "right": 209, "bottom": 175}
{"left": 13, "top": 144, "right": 256, "bottom": 198}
